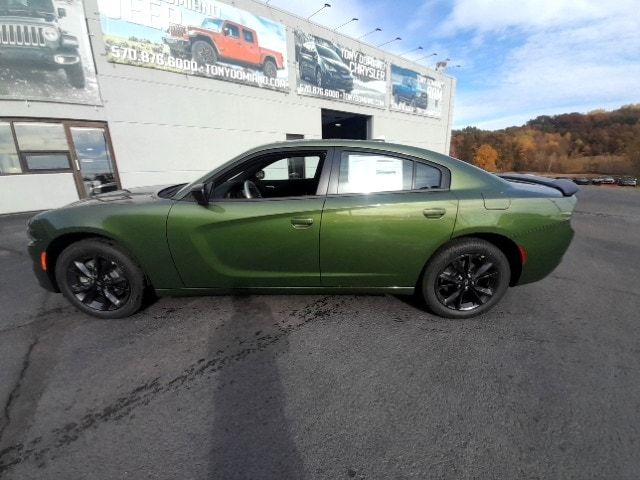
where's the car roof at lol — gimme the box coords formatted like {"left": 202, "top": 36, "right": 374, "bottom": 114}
{"left": 244, "top": 139, "right": 454, "bottom": 166}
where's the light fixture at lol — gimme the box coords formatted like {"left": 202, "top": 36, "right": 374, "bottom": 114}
{"left": 333, "top": 17, "right": 358, "bottom": 31}
{"left": 377, "top": 36, "right": 401, "bottom": 48}
{"left": 308, "top": 3, "right": 331, "bottom": 20}
{"left": 414, "top": 52, "right": 437, "bottom": 62}
{"left": 400, "top": 46, "right": 423, "bottom": 57}
{"left": 358, "top": 27, "right": 382, "bottom": 40}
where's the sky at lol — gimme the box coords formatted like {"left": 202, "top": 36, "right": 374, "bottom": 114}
{"left": 264, "top": 0, "right": 640, "bottom": 130}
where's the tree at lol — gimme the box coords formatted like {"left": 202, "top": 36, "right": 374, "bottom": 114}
{"left": 473, "top": 144, "right": 498, "bottom": 172}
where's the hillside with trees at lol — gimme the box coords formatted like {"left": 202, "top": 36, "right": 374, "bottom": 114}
{"left": 451, "top": 104, "right": 640, "bottom": 175}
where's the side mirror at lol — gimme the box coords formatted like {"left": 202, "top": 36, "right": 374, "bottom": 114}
{"left": 190, "top": 183, "right": 209, "bottom": 206}
{"left": 57, "top": 7, "right": 66, "bottom": 18}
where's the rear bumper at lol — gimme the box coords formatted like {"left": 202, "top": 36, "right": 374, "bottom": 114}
{"left": 516, "top": 221, "right": 575, "bottom": 285}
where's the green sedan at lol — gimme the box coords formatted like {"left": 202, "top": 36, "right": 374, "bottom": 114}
{"left": 27, "top": 140, "right": 578, "bottom": 319}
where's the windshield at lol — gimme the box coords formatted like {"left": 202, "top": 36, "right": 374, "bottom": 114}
{"left": 317, "top": 45, "right": 342, "bottom": 62}
{"left": 0, "top": 0, "right": 54, "bottom": 13}
{"left": 201, "top": 18, "right": 223, "bottom": 32}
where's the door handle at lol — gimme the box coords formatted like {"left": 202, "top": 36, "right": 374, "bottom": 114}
{"left": 423, "top": 208, "right": 446, "bottom": 219}
{"left": 291, "top": 217, "right": 314, "bottom": 228}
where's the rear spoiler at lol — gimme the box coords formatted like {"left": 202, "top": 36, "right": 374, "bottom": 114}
{"left": 498, "top": 174, "right": 579, "bottom": 197}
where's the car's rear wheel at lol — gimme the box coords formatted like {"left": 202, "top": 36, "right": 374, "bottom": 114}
{"left": 55, "top": 239, "right": 145, "bottom": 319}
{"left": 420, "top": 238, "right": 510, "bottom": 319}
{"left": 263, "top": 59, "right": 277, "bottom": 78}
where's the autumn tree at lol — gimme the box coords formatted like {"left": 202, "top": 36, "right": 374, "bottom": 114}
{"left": 451, "top": 104, "right": 640, "bottom": 174}
{"left": 473, "top": 144, "right": 498, "bottom": 171}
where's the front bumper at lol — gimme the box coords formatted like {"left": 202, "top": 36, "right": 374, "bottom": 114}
{"left": 326, "top": 74, "right": 354, "bottom": 91}
{"left": 163, "top": 37, "right": 190, "bottom": 55}
{"left": 0, "top": 46, "right": 80, "bottom": 68}
{"left": 27, "top": 239, "right": 59, "bottom": 292}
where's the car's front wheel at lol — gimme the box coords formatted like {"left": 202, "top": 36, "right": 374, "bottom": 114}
{"left": 191, "top": 40, "right": 217, "bottom": 65}
{"left": 64, "top": 62, "right": 85, "bottom": 89}
{"left": 420, "top": 238, "right": 510, "bottom": 319}
{"left": 55, "top": 239, "right": 146, "bottom": 319}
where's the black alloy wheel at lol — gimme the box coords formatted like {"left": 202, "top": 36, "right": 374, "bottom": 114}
{"left": 66, "top": 255, "right": 131, "bottom": 312}
{"left": 435, "top": 253, "right": 499, "bottom": 311}
{"left": 421, "top": 238, "right": 510, "bottom": 319}
{"left": 56, "top": 239, "right": 146, "bottom": 319}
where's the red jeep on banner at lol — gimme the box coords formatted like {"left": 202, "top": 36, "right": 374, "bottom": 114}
{"left": 163, "top": 18, "right": 285, "bottom": 78}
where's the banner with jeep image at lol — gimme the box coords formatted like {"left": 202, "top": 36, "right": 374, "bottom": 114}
{"left": 97, "top": 0, "right": 288, "bottom": 92}
{"left": 0, "top": 0, "right": 100, "bottom": 104}
{"left": 390, "top": 65, "right": 444, "bottom": 117}
{"left": 294, "top": 31, "right": 387, "bottom": 108}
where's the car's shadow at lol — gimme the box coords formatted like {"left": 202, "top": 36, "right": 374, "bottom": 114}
{"left": 206, "top": 296, "right": 305, "bottom": 478}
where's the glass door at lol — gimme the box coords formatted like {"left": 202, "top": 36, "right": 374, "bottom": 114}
{"left": 68, "top": 126, "right": 120, "bottom": 197}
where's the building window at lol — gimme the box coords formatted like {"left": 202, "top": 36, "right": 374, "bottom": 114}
{"left": 0, "top": 119, "right": 120, "bottom": 198}
{"left": 0, "top": 123, "right": 21, "bottom": 175}
{"left": 14, "top": 123, "right": 68, "bottom": 151}
{"left": 24, "top": 153, "right": 71, "bottom": 171}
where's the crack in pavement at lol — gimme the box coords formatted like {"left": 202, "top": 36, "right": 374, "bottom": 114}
{"left": 0, "top": 296, "right": 347, "bottom": 474}
{"left": 0, "top": 335, "right": 39, "bottom": 447}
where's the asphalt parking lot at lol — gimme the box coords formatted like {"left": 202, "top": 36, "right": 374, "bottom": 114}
{"left": 0, "top": 186, "right": 639, "bottom": 479}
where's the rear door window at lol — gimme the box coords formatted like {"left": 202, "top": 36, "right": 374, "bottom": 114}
{"left": 337, "top": 152, "right": 413, "bottom": 194}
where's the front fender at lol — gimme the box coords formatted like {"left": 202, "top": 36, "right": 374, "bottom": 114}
{"left": 30, "top": 201, "right": 184, "bottom": 290}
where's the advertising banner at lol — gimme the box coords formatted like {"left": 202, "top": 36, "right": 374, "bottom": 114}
{"left": 0, "top": 0, "right": 100, "bottom": 104}
{"left": 97, "top": 0, "right": 289, "bottom": 92}
{"left": 294, "top": 31, "right": 387, "bottom": 108}
{"left": 390, "top": 65, "right": 444, "bottom": 117}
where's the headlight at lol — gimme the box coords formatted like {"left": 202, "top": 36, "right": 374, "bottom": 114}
{"left": 43, "top": 27, "right": 60, "bottom": 42}
{"left": 324, "top": 64, "right": 337, "bottom": 73}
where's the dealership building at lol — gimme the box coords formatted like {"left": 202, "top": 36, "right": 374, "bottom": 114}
{"left": 0, "top": 0, "right": 456, "bottom": 214}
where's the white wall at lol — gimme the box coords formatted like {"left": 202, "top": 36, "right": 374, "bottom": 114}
{"left": 0, "top": 174, "right": 79, "bottom": 215}
{"left": 0, "top": 0, "right": 456, "bottom": 213}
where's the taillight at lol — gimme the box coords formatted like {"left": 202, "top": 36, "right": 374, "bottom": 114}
{"left": 40, "top": 251, "right": 48, "bottom": 272}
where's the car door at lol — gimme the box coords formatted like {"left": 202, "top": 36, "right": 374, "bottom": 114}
{"left": 241, "top": 29, "right": 260, "bottom": 65}
{"left": 320, "top": 149, "right": 458, "bottom": 288}
{"left": 166, "top": 148, "right": 332, "bottom": 288}
{"left": 221, "top": 22, "right": 243, "bottom": 61}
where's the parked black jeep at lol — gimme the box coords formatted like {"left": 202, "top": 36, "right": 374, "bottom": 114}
{"left": 0, "top": 0, "right": 85, "bottom": 88}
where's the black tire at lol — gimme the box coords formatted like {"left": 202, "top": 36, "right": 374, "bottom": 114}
{"left": 65, "top": 63, "right": 85, "bottom": 89}
{"left": 298, "top": 61, "right": 305, "bottom": 81}
{"left": 55, "top": 239, "right": 146, "bottom": 319}
{"left": 420, "top": 238, "right": 510, "bottom": 319}
{"left": 263, "top": 59, "right": 277, "bottom": 78}
{"left": 191, "top": 40, "right": 217, "bottom": 65}
{"left": 315, "top": 68, "right": 323, "bottom": 87}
